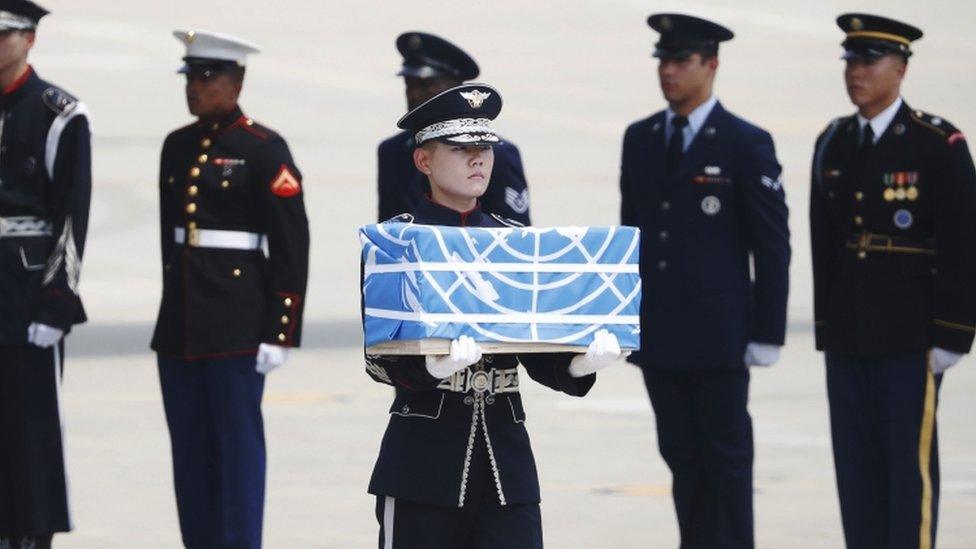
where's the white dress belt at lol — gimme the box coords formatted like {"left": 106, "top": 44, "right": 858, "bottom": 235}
{"left": 174, "top": 227, "right": 265, "bottom": 250}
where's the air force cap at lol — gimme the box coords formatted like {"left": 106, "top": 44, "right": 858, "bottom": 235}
{"left": 396, "top": 32, "right": 480, "bottom": 81}
{"left": 837, "top": 14, "right": 922, "bottom": 60}
{"left": 648, "top": 13, "right": 734, "bottom": 59}
{"left": 0, "top": 0, "right": 48, "bottom": 31}
{"left": 173, "top": 29, "right": 261, "bottom": 74}
{"left": 398, "top": 84, "right": 501, "bottom": 146}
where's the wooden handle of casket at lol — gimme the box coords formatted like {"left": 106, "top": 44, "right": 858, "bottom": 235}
{"left": 365, "top": 339, "right": 588, "bottom": 355}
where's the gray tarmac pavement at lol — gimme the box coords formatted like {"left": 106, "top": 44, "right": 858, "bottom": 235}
{"left": 23, "top": 0, "right": 976, "bottom": 546}
{"left": 58, "top": 331, "right": 976, "bottom": 548}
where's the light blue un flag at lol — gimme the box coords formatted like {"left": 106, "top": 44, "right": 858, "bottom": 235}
{"left": 360, "top": 223, "right": 642, "bottom": 350}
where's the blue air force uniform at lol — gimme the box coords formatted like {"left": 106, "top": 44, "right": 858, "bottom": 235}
{"left": 811, "top": 15, "right": 976, "bottom": 548}
{"left": 153, "top": 30, "right": 309, "bottom": 549}
{"left": 378, "top": 131, "right": 530, "bottom": 223}
{"left": 619, "top": 14, "right": 790, "bottom": 549}
{"left": 366, "top": 84, "right": 595, "bottom": 549}
{"left": 366, "top": 201, "right": 592, "bottom": 544}
{"left": 377, "top": 32, "right": 531, "bottom": 224}
{"left": 0, "top": 2, "right": 91, "bottom": 545}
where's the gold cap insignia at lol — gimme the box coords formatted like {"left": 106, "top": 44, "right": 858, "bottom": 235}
{"left": 408, "top": 34, "right": 422, "bottom": 50}
{"left": 660, "top": 16, "right": 672, "bottom": 31}
{"left": 460, "top": 89, "right": 491, "bottom": 109}
{"left": 185, "top": 30, "right": 195, "bottom": 44}
{"left": 851, "top": 18, "right": 863, "bottom": 31}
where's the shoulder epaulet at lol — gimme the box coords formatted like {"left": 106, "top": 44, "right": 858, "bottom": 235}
{"left": 820, "top": 116, "right": 847, "bottom": 136}
{"left": 42, "top": 87, "right": 79, "bottom": 116}
{"left": 490, "top": 213, "right": 524, "bottom": 228}
{"left": 171, "top": 121, "right": 197, "bottom": 135}
{"left": 908, "top": 109, "right": 957, "bottom": 139}
{"left": 383, "top": 213, "right": 415, "bottom": 224}
{"left": 238, "top": 117, "right": 273, "bottom": 141}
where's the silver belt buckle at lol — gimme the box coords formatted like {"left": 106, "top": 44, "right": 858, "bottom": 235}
{"left": 469, "top": 370, "right": 492, "bottom": 394}
{"left": 187, "top": 227, "right": 200, "bottom": 247}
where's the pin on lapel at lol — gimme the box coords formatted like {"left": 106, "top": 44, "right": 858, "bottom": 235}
{"left": 893, "top": 209, "right": 913, "bottom": 229}
{"left": 701, "top": 195, "right": 721, "bottom": 216}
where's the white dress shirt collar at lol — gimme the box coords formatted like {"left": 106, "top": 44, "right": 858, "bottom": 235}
{"left": 857, "top": 97, "right": 903, "bottom": 143}
{"left": 666, "top": 95, "right": 718, "bottom": 136}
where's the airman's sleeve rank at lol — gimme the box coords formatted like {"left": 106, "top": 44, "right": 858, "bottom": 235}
{"left": 270, "top": 165, "right": 301, "bottom": 197}
{"left": 490, "top": 213, "right": 525, "bottom": 228}
{"left": 42, "top": 87, "right": 79, "bottom": 116}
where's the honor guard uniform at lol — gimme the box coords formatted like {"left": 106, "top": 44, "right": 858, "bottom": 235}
{"left": 365, "top": 84, "right": 621, "bottom": 549}
{"left": 152, "top": 30, "right": 309, "bottom": 549}
{"left": 377, "top": 32, "right": 532, "bottom": 224}
{"left": 810, "top": 14, "right": 976, "bottom": 548}
{"left": 0, "top": 2, "right": 91, "bottom": 548}
{"left": 619, "top": 14, "right": 790, "bottom": 548}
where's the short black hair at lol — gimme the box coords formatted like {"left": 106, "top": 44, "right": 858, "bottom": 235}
{"left": 228, "top": 66, "right": 246, "bottom": 86}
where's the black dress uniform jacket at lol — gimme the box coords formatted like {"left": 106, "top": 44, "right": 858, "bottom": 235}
{"left": 811, "top": 102, "right": 976, "bottom": 357}
{"left": 365, "top": 198, "right": 594, "bottom": 508}
{"left": 152, "top": 107, "right": 309, "bottom": 360}
{"left": 377, "top": 130, "right": 531, "bottom": 224}
{"left": 620, "top": 101, "right": 790, "bottom": 370}
{"left": 0, "top": 67, "right": 91, "bottom": 344}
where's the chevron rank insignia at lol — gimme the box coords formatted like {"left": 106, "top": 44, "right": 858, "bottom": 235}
{"left": 270, "top": 165, "right": 301, "bottom": 197}
{"left": 504, "top": 187, "right": 530, "bottom": 214}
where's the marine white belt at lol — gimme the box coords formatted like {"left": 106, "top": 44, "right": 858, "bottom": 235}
{"left": 174, "top": 227, "right": 264, "bottom": 250}
{"left": 0, "top": 216, "right": 53, "bottom": 238}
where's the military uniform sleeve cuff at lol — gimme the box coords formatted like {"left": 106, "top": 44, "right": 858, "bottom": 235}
{"left": 266, "top": 292, "right": 302, "bottom": 347}
{"left": 814, "top": 321, "right": 827, "bottom": 351}
{"left": 553, "top": 357, "right": 596, "bottom": 397}
{"left": 931, "top": 319, "right": 975, "bottom": 354}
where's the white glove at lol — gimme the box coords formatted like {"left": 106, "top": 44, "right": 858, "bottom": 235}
{"left": 256, "top": 343, "right": 289, "bottom": 375}
{"left": 27, "top": 323, "right": 63, "bottom": 348}
{"left": 425, "top": 336, "right": 483, "bottom": 379}
{"left": 568, "top": 329, "right": 624, "bottom": 378}
{"left": 930, "top": 347, "right": 963, "bottom": 375}
{"left": 744, "top": 342, "right": 781, "bottom": 368}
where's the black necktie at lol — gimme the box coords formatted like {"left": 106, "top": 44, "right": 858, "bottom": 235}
{"left": 666, "top": 115, "right": 689, "bottom": 174}
{"left": 861, "top": 124, "right": 875, "bottom": 150}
